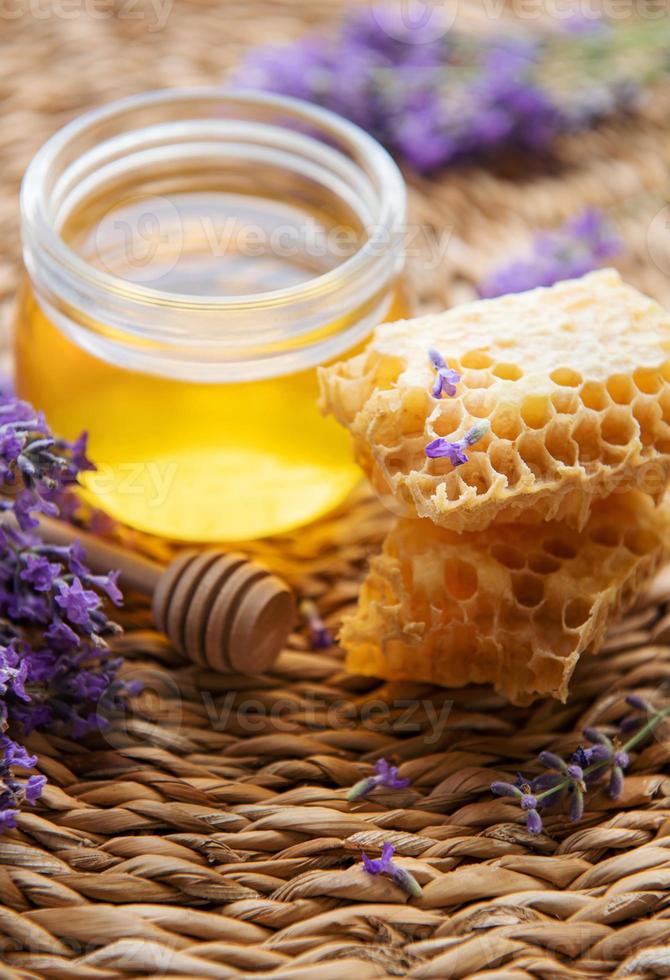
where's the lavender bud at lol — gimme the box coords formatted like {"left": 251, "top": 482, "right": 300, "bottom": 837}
{"left": 569, "top": 787, "right": 585, "bottom": 822}
{"left": 608, "top": 765, "right": 625, "bottom": 799}
{"left": 583, "top": 727, "right": 612, "bottom": 748}
{"left": 491, "top": 781, "right": 522, "bottom": 798}
{"left": 526, "top": 808, "right": 543, "bottom": 835}
{"left": 625, "top": 694, "right": 653, "bottom": 713}
{"left": 464, "top": 419, "right": 490, "bottom": 446}
{"left": 589, "top": 743, "right": 613, "bottom": 763}
{"left": 538, "top": 751, "right": 568, "bottom": 772}
{"left": 391, "top": 865, "right": 423, "bottom": 898}
{"left": 566, "top": 764, "right": 585, "bottom": 787}
{"left": 346, "top": 776, "right": 378, "bottom": 802}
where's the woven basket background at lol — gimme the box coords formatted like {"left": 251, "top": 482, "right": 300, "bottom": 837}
{"left": 2, "top": 2, "right": 670, "bottom": 978}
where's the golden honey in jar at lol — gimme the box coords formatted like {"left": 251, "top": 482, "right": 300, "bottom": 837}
{"left": 15, "top": 90, "right": 406, "bottom": 541}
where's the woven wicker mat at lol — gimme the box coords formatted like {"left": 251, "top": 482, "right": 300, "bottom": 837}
{"left": 2, "top": 2, "right": 670, "bottom": 978}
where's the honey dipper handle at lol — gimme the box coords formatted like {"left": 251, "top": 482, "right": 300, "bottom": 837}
{"left": 33, "top": 515, "right": 295, "bottom": 676}
{"left": 36, "top": 514, "right": 162, "bottom": 594}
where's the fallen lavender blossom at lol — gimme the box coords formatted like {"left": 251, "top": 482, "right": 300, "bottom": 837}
{"left": 347, "top": 757, "right": 410, "bottom": 802}
{"left": 361, "top": 841, "right": 422, "bottom": 897}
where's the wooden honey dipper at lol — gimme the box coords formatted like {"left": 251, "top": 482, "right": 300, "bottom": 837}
{"left": 36, "top": 515, "right": 296, "bottom": 675}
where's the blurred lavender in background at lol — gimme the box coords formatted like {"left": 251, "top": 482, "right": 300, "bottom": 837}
{"left": 234, "top": 6, "right": 670, "bottom": 173}
{"left": 477, "top": 209, "right": 622, "bottom": 298}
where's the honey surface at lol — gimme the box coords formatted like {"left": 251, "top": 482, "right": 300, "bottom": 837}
{"left": 15, "top": 190, "right": 406, "bottom": 540}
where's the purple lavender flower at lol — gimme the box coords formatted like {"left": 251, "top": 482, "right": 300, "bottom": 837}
{"left": 477, "top": 208, "right": 621, "bottom": 299}
{"left": 20, "top": 554, "right": 61, "bottom": 592}
{"left": 491, "top": 779, "right": 543, "bottom": 834}
{"left": 428, "top": 349, "right": 461, "bottom": 399}
{"left": 0, "top": 735, "right": 45, "bottom": 828}
{"left": 425, "top": 419, "right": 490, "bottom": 465}
{"left": 361, "top": 841, "right": 422, "bottom": 897}
{"left": 299, "top": 599, "right": 333, "bottom": 650}
{"left": 608, "top": 755, "right": 628, "bottom": 799}
{"left": 0, "top": 393, "right": 132, "bottom": 831}
{"left": 24, "top": 774, "right": 46, "bottom": 805}
{"left": 234, "top": 7, "right": 661, "bottom": 174}
{"left": 55, "top": 579, "right": 101, "bottom": 627}
{"left": 520, "top": 793, "right": 543, "bottom": 835}
{"left": 347, "top": 757, "right": 411, "bottom": 802}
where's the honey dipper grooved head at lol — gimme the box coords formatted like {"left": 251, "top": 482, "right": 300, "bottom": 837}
{"left": 152, "top": 550, "right": 295, "bottom": 674}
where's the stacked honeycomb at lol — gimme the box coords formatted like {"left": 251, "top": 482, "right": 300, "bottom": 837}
{"left": 341, "top": 493, "right": 670, "bottom": 704}
{"left": 320, "top": 270, "right": 670, "bottom": 702}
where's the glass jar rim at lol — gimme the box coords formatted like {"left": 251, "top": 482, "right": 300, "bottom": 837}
{"left": 21, "top": 86, "right": 406, "bottom": 313}
{"left": 20, "top": 87, "right": 407, "bottom": 381}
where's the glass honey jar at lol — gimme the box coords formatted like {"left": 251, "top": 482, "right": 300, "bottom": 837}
{"left": 14, "top": 89, "right": 407, "bottom": 542}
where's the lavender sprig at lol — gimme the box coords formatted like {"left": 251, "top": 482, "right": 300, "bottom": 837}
{"left": 0, "top": 735, "right": 46, "bottom": 830}
{"left": 361, "top": 841, "right": 422, "bottom": 898}
{"left": 0, "top": 394, "right": 132, "bottom": 829}
{"left": 234, "top": 6, "right": 670, "bottom": 173}
{"left": 491, "top": 695, "right": 670, "bottom": 834}
{"left": 426, "top": 419, "right": 490, "bottom": 466}
{"left": 477, "top": 208, "right": 622, "bottom": 298}
{"left": 347, "top": 757, "right": 410, "bottom": 802}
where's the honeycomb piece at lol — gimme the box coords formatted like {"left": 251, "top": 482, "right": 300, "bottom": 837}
{"left": 341, "top": 492, "right": 670, "bottom": 704}
{"left": 320, "top": 270, "right": 670, "bottom": 532}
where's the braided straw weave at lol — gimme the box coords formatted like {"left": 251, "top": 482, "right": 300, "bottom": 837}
{"left": 2, "top": 2, "right": 670, "bottom": 977}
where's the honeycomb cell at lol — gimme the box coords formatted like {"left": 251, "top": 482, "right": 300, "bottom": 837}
{"left": 551, "top": 368, "right": 582, "bottom": 387}
{"left": 564, "top": 598, "right": 591, "bottom": 629}
{"left": 491, "top": 404, "right": 522, "bottom": 440}
{"left": 444, "top": 559, "right": 478, "bottom": 599}
{"left": 633, "top": 367, "right": 662, "bottom": 394}
{"left": 463, "top": 389, "right": 495, "bottom": 419}
{"left": 580, "top": 382, "right": 609, "bottom": 412}
{"left": 518, "top": 433, "right": 552, "bottom": 477}
{"left": 320, "top": 270, "right": 670, "bottom": 532}
{"left": 488, "top": 440, "right": 523, "bottom": 487}
{"left": 461, "top": 350, "right": 493, "bottom": 369}
{"left": 589, "top": 525, "right": 621, "bottom": 548}
{"left": 491, "top": 544, "right": 525, "bottom": 569}
{"left": 544, "top": 421, "right": 578, "bottom": 467}
{"left": 543, "top": 537, "right": 577, "bottom": 560}
{"left": 601, "top": 407, "right": 636, "bottom": 447}
{"left": 551, "top": 389, "right": 579, "bottom": 414}
{"left": 521, "top": 395, "right": 553, "bottom": 429}
{"left": 623, "top": 527, "right": 659, "bottom": 555}
{"left": 633, "top": 398, "right": 662, "bottom": 446}
{"left": 572, "top": 415, "right": 602, "bottom": 463}
{"left": 607, "top": 374, "right": 636, "bottom": 405}
{"left": 528, "top": 554, "right": 561, "bottom": 575}
{"left": 492, "top": 362, "right": 523, "bottom": 381}
{"left": 512, "top": 572, "right": 545, "bottom": 608}
{"left": 341, "top": 492, "right": 670, "bottom": 704}
{"left": 433, "top": 400, "right": 464, "bottom": 437}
